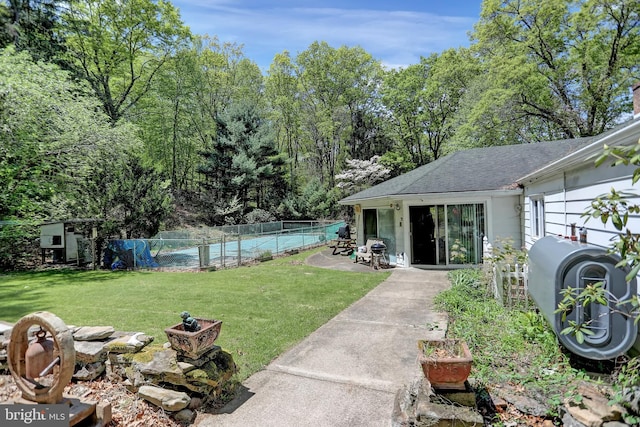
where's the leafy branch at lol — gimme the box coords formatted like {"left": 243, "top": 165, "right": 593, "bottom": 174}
{"left": 555, "top": 282, "right": 640, "bottom": 344}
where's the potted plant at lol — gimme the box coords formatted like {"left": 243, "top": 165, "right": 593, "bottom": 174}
{"left": 418, "top": 338, "right": 473, "bottom": 390}
{"left": 165, "top": 315, "right": 223, "bottom": 359}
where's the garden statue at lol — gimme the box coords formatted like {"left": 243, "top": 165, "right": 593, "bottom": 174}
{"left": 180, "top": 311, "right": 201, "bottom": 332}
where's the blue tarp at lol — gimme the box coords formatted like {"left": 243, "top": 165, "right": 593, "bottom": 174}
{"left": 104, "top": 240, "right": 158, "bottom": 270}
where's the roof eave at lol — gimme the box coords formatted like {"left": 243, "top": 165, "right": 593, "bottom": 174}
{"left": 518, "top": 120, "right": 640, "bottom": 184}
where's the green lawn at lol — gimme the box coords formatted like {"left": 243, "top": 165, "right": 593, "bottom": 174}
{"left": 0, "top": 248, "right": 389, "bottom": 381}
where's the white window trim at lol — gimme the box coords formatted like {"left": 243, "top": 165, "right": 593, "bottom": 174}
{"left": 530, "top": 196, "right": 545, "bottom": 239}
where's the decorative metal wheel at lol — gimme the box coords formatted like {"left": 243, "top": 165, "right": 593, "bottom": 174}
{"left": 7, "top": 311, "right": 75, "bottom": 404}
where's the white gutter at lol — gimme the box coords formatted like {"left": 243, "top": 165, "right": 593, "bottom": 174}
{"left": 338, "top": 188, "right": 522, "bottom": 205}
{"left": 518, "top": 119, "right": 640, "bottom": 184}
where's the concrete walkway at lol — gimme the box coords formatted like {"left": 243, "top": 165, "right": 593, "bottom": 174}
{"left": 194, "top": 250, "right": 450, "bottom": 427}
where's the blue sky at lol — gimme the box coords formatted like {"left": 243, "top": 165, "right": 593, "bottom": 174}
{"left": 170, "top": 0, "right": 483, "bottom": 71}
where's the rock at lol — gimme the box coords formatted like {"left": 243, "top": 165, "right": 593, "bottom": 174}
{"left": 562, "top": 412, "right": 589, "bottom": 427}
{"left": 103, "top": 332, "right": 153, "bottom": 353}
{"left": 138, "top": 385, "right": 190, "bottom": 412}
{"left": 138, "top": 349, "right": 187, "bottom": 386}
{"left": 178, "top": 361, "right": 197, "bottom": 373}
{"left": 393, "top": 376, "right": 484, "bottom": 427}
{"left": 72, "top": 326, "right": 115, "bottom": 341}
{"left": 174, "top": 409, "right": 195, "bottom": 423}
{"left": 564, "top": 382, "right": 625, "bottom": 427}
{"left": 0, "top": 321, "right": 13, "bottom": 335}
{"left": 493, "top": 383, "right": 550, "bottom": 417}
{"left": 177, "top": 345, "right": 222, "bottom": 367}
{"left": 188, "top": 397, "right": 203, "bottom": 410}
{"left": 621, "top": 386, "right": 640, "bottom": 413}
{"left": 73, "top": 362, "right": 105, "bottom": 381}
{"left": 430, "top": 382, "right": 476, "bottom": 407}
{"left": 122, "top": 379, "right": 136, "bottom": 393}
{"left": 74, "top": 340, "right": 108, "bottom": 364}
{"left": 416, "top": 400, "right": 485, "bottom": 426}
{"left": 392, "top": 378, "right": 422, "bottom": 426}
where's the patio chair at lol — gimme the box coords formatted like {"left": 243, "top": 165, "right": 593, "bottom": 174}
{"left": 354, "top": 238, "right": 384, "bottom": 266}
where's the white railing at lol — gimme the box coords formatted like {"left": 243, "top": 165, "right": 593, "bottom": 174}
{"left": 483, "top": 237, "right": 530, "bottom": 309}
{"left": 492, "top": 262, "right": 529, "bottom": 309}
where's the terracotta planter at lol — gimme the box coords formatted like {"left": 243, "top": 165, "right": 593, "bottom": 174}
{"left": 418, "top": 339, "right": 472, "bottom": 390}
{"left": 165, "top": 318, "right": 222, "bottom": 359}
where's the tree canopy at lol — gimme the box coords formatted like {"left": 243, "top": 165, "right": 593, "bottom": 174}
{"left": 471, "top": 0, "right": 640, "bottom": 141}
{"left": 0, "top": 0, "right": 638, "bottom": 269}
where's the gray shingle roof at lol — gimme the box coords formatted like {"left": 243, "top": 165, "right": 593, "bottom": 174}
{"left": 340, "top": 138, "right": 593, "bottom": 203}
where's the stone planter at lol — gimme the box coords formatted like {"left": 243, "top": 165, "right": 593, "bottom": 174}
{"left": 165, "top": 319, "right": 222, "bottom": 359}
{"left": 418, "top": 339, "right": 472, "bottom": 390}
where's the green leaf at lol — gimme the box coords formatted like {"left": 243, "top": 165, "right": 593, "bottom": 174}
{"left": 626, "top": 263, "right": 640, "bottom": 283}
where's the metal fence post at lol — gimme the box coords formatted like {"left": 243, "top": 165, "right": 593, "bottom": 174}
{"left": 237, "top": 234, "right": 242, "bottom": 267}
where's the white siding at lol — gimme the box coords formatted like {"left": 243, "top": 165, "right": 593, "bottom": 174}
{"left": 490, "top": 195, "right": 523, "bottom": 249}
{"left": 523, "top": 161, "right": 637, "bottom": 250}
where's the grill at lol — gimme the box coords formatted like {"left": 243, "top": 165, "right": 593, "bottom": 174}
{"left": 370, "top": 242, "right": 386, "bottom": 254}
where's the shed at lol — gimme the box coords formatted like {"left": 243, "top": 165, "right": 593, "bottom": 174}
{"left": 40, "top": 219, "right": 102, "bottom": 264}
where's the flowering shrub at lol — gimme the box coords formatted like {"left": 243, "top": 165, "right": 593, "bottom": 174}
{"left": 449, "top": 239, "right": 468, "bottom": 263}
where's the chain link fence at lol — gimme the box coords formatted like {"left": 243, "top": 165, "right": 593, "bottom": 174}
{"left": 101, "top": 221, "right": 344, "bottom": 271}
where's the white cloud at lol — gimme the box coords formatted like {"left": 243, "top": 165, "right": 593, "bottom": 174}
{"left": 175, "top": 2, "right": 475, "bottom": 70}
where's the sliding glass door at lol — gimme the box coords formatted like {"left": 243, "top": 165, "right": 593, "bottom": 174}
{"left": 410, "top": 203, "right": 485, "bottom": 266}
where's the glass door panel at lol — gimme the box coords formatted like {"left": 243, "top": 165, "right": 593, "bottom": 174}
{"left": 377, "top": 209, "right": 396, "bottom": 258}
{"left": 446, "top": 204, "right": 484, "bottom": 264}
{"left": 363, "top": 209, "right": 378, "bottom": 242}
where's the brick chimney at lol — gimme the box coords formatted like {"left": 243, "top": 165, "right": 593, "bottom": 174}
{"left": 634, "top": 82, "right": 640, "bottom": 119}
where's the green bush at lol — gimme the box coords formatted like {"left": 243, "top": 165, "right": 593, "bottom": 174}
{"left": 0, "top": 223, "right": 39, "bottom": 271}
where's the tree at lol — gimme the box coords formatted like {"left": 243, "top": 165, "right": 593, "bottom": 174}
{"left": 334, "top": 156, "right": 391, "bottom": 194}
{"left": 134, "top": 36, "right": 261, "bottom": 195}
{"left": 381, "top": 63, "right": 427, "bottom": 167}
{"left": 265, "top": 51, "right": 302, "bottom": 190}
{"left": 472, "top": 0, "right": 640, "bottom": 140}
{"left": 295, "top": 42, "right": 385, "bottom": 188}
{"left": 83, "top": 149, "right": 173, "bottom": 238}
{"left": 0, "top": 46, "right": 130, "bottom": 221}
{"left": 198, "top": 101, "right": 285, "bottom": 223}
{"left": 0, "top": 0, "right": 66, "bottom": 62}
{"left": 381, "top": 48, "right": 477, "bottom": 165}
{"left": 61, "top": 0, "right": 190, "bottom": 123}
{"left": 0, "top": 46, "right": 139, "bottom": 268}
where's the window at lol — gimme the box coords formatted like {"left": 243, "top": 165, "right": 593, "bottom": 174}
{"left": 531, "top": 196, "right": 545, "bottom": 238}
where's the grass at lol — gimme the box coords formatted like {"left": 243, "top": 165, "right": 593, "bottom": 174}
{"left": 0, "top": 247, "right": 390, "bottom": 381}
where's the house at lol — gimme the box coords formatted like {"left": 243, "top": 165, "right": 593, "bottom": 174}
{"left": 339, "top": 139, "right": 592, "bottom": 267}
{"left": 339, "top": 139, "right": 598, "bottom": 267}
{"left": 339, "top": 86, "right": 640, "bottom": 268}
